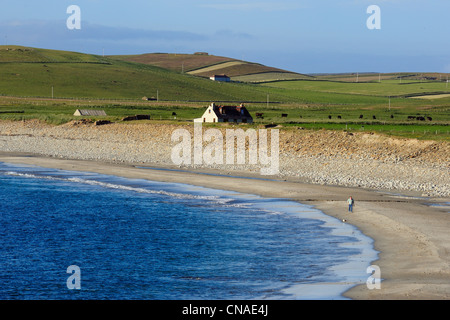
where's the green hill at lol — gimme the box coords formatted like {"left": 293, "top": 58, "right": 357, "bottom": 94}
{"left": 0, "top": 46, "right": 285, "bottom": 102}
{"left": 0, "top": 46, "right": 104, "bottom": 63}
{"left": 4, "top": 46, "right": 447, "bottom": 103}
{"left": 109, "top": 52, "right": 234, "bottom": 73}
{"left": 110, "top": 52, "right": 312, "bottom": 83}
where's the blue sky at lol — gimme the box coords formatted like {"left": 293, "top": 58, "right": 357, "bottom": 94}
{"left": 1, "top": 0, "right": 449, "bottom": 73}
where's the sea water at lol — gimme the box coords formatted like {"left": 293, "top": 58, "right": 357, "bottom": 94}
{"left": 0, "top": 162, "right": 378, "bottom": 300}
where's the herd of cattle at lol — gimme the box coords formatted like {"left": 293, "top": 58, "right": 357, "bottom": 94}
{"left": 255, "top": 113, "right": 433, "bottom": 121}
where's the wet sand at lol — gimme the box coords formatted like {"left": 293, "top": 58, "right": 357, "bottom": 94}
{"left": 1, "top": 151, "right": 449, "bottom": 300}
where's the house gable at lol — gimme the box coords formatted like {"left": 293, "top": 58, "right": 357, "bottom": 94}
{"left": 194, "top": 103, "right": 253, "bottom": 123}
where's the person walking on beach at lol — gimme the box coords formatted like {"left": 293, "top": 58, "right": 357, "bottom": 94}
{"left": 347, "top": 196, "right": 354, "bottom": 213}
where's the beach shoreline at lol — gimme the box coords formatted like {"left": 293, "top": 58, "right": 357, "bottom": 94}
{"left": 1, "top": 151, "right": 449, "bottom": 300}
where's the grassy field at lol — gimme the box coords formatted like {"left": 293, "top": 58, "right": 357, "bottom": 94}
{"left": 1, "top": 95, "right": 448, "bottom": 140}
{"left": 109, "top": 52, "right": 234, "bottom": 73}
{"left": 312, "top": 72, "right": 449, "bottom": 83}
{"left": 0, "top": 46, "right": 448, "bottom": 141}
{"left": 232, "top": 72, "right": 311, "bottom": 83}
{"left": 0, "top": 48, "right": 286, "bottom": 102}
{"left": 112, "top": 51, "right": 310, "bottom": 81}
{"left": 188, "top": 61, "right": 247, "bottom": 75}
{"left": 0, "top": 46, "right": 103, "bottom": 63}
{"left": 261, "top": 79, "right": 450, "bottom": 97}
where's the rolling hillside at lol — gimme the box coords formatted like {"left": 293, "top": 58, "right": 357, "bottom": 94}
{"left": 1, "top": 46, "right": 449, "bottom": 105}
{"left": 0, "top": 45, "right": 105, "bottom": 63}
{"left": 109, "top": 52, "right": 233, "bottom": 73}
{"left": 110, "top": 52, "right": 313, "bottom": 83}
{"left": 0, "top": 46, "right": 286, "bottom": 102}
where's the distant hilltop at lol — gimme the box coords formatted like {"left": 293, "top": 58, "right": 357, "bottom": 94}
{"left": 1, "top": 45, "right": 444, "bottom": 85}
{"left": 109, "top": 52, "right": 313, "bottom": 83}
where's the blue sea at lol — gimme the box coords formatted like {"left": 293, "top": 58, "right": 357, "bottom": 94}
{"left": 0, "top": 162, "right": 378, "bottom": 300}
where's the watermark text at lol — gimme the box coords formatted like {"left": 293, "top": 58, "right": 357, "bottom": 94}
{"left": 171, "top": 123, "right": 279, "bottom": 175}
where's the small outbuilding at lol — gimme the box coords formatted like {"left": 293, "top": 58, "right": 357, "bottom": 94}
{"left": 194, "top": 103, "right": 253, "bottom": 124}
{"left": 73, "top": 109, "right": 107, "bottom": 116}
{"left": 209, "top": 74, "right": 231, "bottom": 82}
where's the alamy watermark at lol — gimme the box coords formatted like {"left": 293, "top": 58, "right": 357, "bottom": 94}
{"left": 65, "top": 5, "right": 380, "bottom": 31}
{"left": 67, "top": 265, "right": 81, "bottom": 290}
{"left": 367, "top": 5, "right": 381, "bottom": 30}
{"left": 66, "top": 5, "right": 81, "bottom": 30}
{"left": 366, "top": 265, "right": 381, "bottom": 290}
{"left": 171, "top": 123, "right": 279, "bottom": 175}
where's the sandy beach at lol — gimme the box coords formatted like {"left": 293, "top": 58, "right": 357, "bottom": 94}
{"left": 1, "top": 120, "right": 450, "bottom": 299}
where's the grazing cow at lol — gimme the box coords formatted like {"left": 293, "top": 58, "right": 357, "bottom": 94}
{"left": 135, "top": 115, "right": 151, "bottom": 120}
{"left": 337, "top": 115, "right": 342, "bottom": 119}
{"left": 172, "top": 112, "right": 177, "bottom": 116}
{"left": 407, "top": 116, "right": 416, "bottom": 120}
{"left": 281, "top": 114, "right": 288, "bottom": 118}
{"left": 256, "top": 112, "right": 264, "bottom": 118}
{"left": 427, "top": 117, "right": 432, "bottom": 121}
{"left": 95, "top": 120, "right": 111, "bottom": 126}
{"left": 328, "top": 115, "right": 332, "bottom": 119}
{"left": 390, "top": 115, "right": 394, "bottom": 119}
{"left": 417, "top": 116, "right": 425, "bottom": 121}
{"left": 359, "top": 115, "right": 364, "bottom": 119}
{"left": 372, "top": 115, "right": 377, "bottom": 120}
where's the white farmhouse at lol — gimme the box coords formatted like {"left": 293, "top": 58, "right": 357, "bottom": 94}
{"left": 209, "top": 74, "right": 231, "bottom": 82}
{"left": 194, "top": 103, "right": 253, "bottom": 124}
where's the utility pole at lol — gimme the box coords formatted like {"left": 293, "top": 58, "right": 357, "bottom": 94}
{"left": 388, "top": 96, "right": 391, "bottom": 111}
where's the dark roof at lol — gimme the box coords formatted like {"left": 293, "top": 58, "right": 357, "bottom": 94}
{"left": 211, "top": 74, "right": 230, "bottom": 78}
{"left": 213, "top": 105, "right": 252, "bottom": 119}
